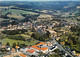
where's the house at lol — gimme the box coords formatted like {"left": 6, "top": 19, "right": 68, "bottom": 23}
{"left": 11, "top": 48, "right": 15, "bottom": 52}
{"left": 31, "top": 42, "right": 58, "bottom": 54}
{"left": 31, "top": 42, "right": 48, "bottom": 53}
{"left": 49, "top": 45, "right": 58, "bottom": 52}
{"left": 1, "top": 45, "right": 6, "bottom": 48}
{"left": 19, "top": 53, "right": 27, "bottom": 57}
{"left": 76, "top": 53, "right": 80, "bottom": 57}
{"left": 27, "top": 49, "right": 35, "bottom": 54}
{"left": 56, "top": 37, "right": 60, "bottom": 41}
{"left": 47, "top": 42, "right": 52, "bottom": 46}
{"left": 72, "top": 50, "right": 76, "bottom": 55}
{"left": 20, "top": 48, "right": 28, "bottom": 53}
{"left": 20, "top": 47, "right": 39, "bottom": 56}
{"left": 8, "top": 24, "right": 12, "bottom": 27}
{"left": 47, "top": 29, "right": 57, "bottom": 34}
{"left": 40, "top": 47, "right": 48, "bottom": 53}
{"left": 48, "top": 26, "right": 53, "bottom": 29}
{"left": 40, "top": 10, "right": 48, "bottom": 13}
{"left": 16, "top": 46, "right": 20, "bottom": 52}
{"left": 16, "top": 46, "right": 20, "bottom": 49}
{"left": 6, "top": 46, "right": 11, "bottom": 51}
{"left": 60, "top": 42, "right": 65, "bottom": 45}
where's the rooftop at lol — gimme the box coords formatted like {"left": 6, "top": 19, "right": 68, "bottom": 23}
{"left": 31, "top": 42, "right": 48, "bottom": 51}
{"left": 19, "top": 53, "right": 27, "bottom": 57}
{"left": 27, "top": 49, "right": 35, "bottom": 53}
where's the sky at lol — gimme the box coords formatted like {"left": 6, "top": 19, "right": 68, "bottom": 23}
{"left": 0, "top": 0, "right": 80, "bottom": 1}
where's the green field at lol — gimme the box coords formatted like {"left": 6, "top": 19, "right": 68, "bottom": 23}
{"left": 2, "top": 9, "right": 38, "bottom": 20}
{"left": 2, "top": 9, "right": 38, "bottom": 15}
{"left": 0, "top": 38, "right": 38, "bottom": 46}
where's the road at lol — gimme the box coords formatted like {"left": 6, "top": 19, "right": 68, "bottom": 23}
{"left": 51, "top": 36, "right": 73, "bottom": 57}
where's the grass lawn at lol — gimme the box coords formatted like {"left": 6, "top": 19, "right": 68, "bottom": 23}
{"left": 2, "top": 9, "right": 38, "bottom": 15}
{"left": 19, "top": 32, "right": 34, "bottom": 38}
{"left": 26, "top": 31, "right": 34, "bottom": 35}
{"left": 21, "top": 34, "right": 31, "bottom": 38}
{"left": 2, "top": 9, "right": 29, "bottom": 15}
{"left": 0, "top": 38, "right": 38, "bottom": 46}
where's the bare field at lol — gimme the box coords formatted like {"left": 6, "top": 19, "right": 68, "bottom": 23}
{"left": 7, "top": 14, "right": 25, "bottom": 20}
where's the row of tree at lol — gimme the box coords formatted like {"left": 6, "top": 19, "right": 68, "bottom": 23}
{"left": 31, "top": 31, "right": 50, "bottom": 41}
{"left": 2, "top": 29, "right": 27, "bottom": 35}
{"left": 7, "top": 35, "right": 26, "bottom": 41}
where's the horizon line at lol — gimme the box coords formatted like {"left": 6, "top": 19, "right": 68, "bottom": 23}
{"left": 0, "top": 0, "right": 79, "bottom": 2}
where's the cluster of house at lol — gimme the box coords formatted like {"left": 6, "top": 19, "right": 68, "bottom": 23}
{"left": 0, "top": 20, "right": 60, "bottom": 34}
{"left": 32, "top": 21, "right": 60, "bottom": 34}
{"left": 3, "top": 52, "right": 27, "bottom": 57}
{"left": 1, "top": 41, "right": 80, "bottom": 57}
{"left": 0, "top": 44, "right": 28, "bottom": 57}
{"left": 0, "top": 42, "right": 58, "bottom": 57}
{"left": 20, "top": 42, "right": 58, "bottom": 56}
{"left": 0, "top": 22, "right": 32, "bottom": 31}
{"left": 0, "top": 20, "right": 71, "bottom": 38}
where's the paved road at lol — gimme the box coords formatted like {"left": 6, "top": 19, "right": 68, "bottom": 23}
{"left": 51, "top": 36, "right": 73, "bottom": 57}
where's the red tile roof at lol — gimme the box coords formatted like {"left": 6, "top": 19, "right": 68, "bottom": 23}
{"left": 27, "top": 49, "right": 34, "bottom": 53}
{"left": 31, "top": 42, "right": 48, "bottom": 51}
{"left": 19, "top": 53, "right": 27, "bottom": 57}
{"left": 11, "top": 48, "right": 15, "bottom": 52}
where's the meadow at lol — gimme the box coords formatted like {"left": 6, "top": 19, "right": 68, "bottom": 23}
{"left": 0, "top": 38, "right": 38, "bottom": 46}
{"left": 2, "top": 9, "right": 38, "bottom": 15}
{"left": 2, "top": 9, "right": 38, "bottom": 20}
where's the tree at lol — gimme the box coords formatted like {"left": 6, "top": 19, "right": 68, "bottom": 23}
{"left": 54, "top": 49, "right": 61, "bottom": 53}
{"left": 31, "top": 32, "right": 40, "bottom": 40}
{"left": 31, "top": 55, "right": 35, "bottom": 57}
{"left": 17, "top": 42, "right": 20, "bottom": 46}
{"left": 12, "top": 43, "right": 16, "bottom": 48}
{"left": 66, "top": 55, "right": 71, "bottom": 57}
{"left": 31, "top": 32, "right": 50, "bottom": 41}
{"left": 14, "top": 56, "right": 20, "bottom": 57}
{"left": 31, "top": 27, "right": 36, "bottom": 32}
{"left": 46, "top": 31, "right": 50, "bottom": 38}
{"left": 49, "top": 53, "right": 60, "bottom": 57}
{"left": 31, "top": 33, "right": 35, "bottom": 38}
{"left": 0, "top": 42, "right": 2, "bottom": 45}
{"left": 6, "top": 42, "right": 10, "bottom": 46}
